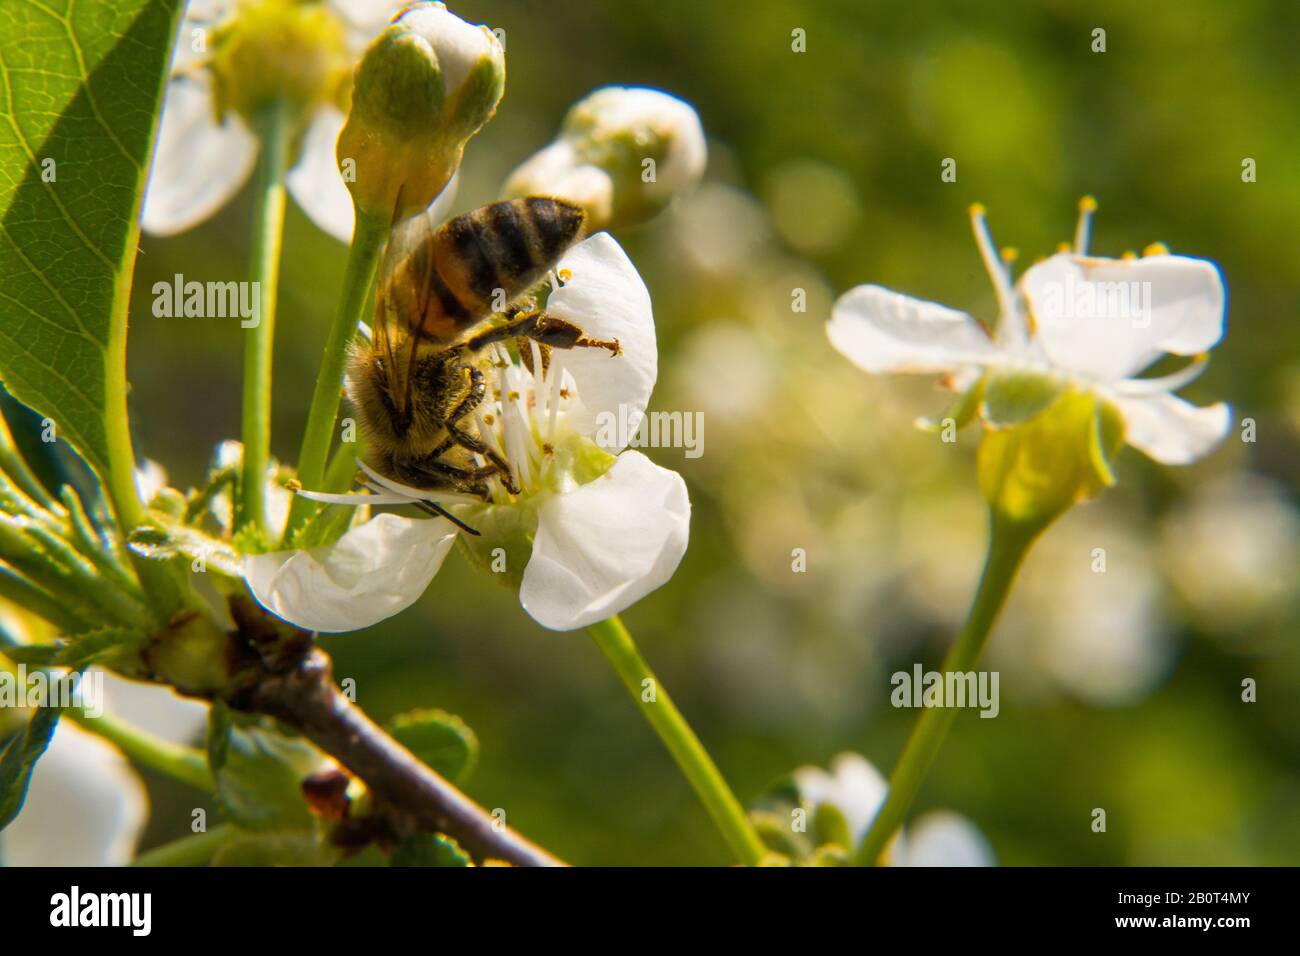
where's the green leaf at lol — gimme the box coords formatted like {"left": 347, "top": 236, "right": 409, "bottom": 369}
{"left": 0, "top": 625, "right": 144, "bottom": 669}
{"left": 0, "top": 704, "right": 61, "bottom": 829}
{"left": 211, "top": 831, "right": 335, "bottom": 867}
{"left": 128, "top": 520, "right": 244, "bottom": 578}
{"left": 0, "top": 0, "right": 184, "bottom": 517}
{"left": 387, "top": 708, "right": 478, "bottom": 784}
{"left": 390, "top": 833, "right": 472, "bottom": 868}
{"left": 209, "top": 710, "right": 325, "bottom": 833}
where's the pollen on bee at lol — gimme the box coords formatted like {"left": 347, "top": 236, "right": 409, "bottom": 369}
{"left": 483, "top": 413, "right": 495, "bottom": 425}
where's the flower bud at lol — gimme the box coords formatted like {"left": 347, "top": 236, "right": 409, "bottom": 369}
{"left": 977, "top": 388, "right": 1125, "bottom": 532}
{"left": 338, "top": 2, "right": 504, "bottom": 223}
{"left": 504, "top": 86, "right": 706, "bottom": 230}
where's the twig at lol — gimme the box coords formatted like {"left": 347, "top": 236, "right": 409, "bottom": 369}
{"left": 231, "top": 646, "right": 565, "bottom": 867}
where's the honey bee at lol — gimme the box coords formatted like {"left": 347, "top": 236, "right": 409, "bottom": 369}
{"left": 346, "top": 197, "right": 621, "bottom": 533}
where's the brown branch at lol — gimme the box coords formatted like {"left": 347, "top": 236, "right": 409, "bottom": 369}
{"left": 229, "top": 644, "right": 565, "bottom": 868}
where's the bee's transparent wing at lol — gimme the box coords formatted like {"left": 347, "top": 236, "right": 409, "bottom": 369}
{"left": 373, "top": 203, "right": 445, "bottom": 415}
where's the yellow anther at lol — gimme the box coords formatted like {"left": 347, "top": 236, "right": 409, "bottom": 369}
{"left": 286, "top": 478, "right": 303, "bottom": 493}
{"left": 1142, "top": 242, "right": 1170, "bottom": 257}
{"left": 1078, "top": 195, "right": 1098, "bottom": 213}
{"left": 1000, "top": 247, "right": 1019, "bottom": 264}
{"left": 968, "top": 202, "right": 987, "bottom": 218}
{"left": 1056, "top": 241, "right": 1072, "bottom": 253}
{"left": 1121, "top": 250, "right": 1137, "bottom": 260}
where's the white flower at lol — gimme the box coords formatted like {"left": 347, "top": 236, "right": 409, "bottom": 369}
{"left": 793, "top": 752, "right": 994, "bottom": 866}
{"left": 0, "top": 722, "right": 147, "bottom": 866}
{"left": 504, "top": 86, "right": 706, "bottom": 230}
{"left": 143, "top": 0, "right": 458, "bottom": 241}
{"left": 826, "top": 199, "right": 1231, "bottom": 466}
{"left": 246, "top": 232, "right": 689, "bottom": 633}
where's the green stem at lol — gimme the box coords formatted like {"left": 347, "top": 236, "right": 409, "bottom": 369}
{"left": 238, "top": 103, "right": 292, "bottom": 539}
{"left": 855, "top": 513, "right": 1039, "bottom": 865}
{"left": 131, "top": 824, "right": 238, "bottom": 867}
{"left": 70, "top": 708, "right": 213, "bottom": 792}
{"left": 587, "top": 615, "right": 766, "bottom": 866}
{"left": 282, "top": 210, "right": 388, "bottom": 546}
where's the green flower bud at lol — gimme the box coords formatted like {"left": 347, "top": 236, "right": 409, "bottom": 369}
{"left": 208, "top": 0, "right": 349, "bottom": 127}
{"left": 504, "top": 86, "right": 706, "bottom": 230}
{"left": 338, "top": 2, "right": 504, "bottom": 223}
{"left": 977, "top": 388, "right": 1125, "bottom": 532}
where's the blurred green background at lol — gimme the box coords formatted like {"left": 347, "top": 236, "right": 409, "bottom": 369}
{"left": 106, "top": 0, "right": 1300, "bottom": 864}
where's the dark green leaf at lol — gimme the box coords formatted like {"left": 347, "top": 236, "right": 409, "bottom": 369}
{"left": 390, "top": 832, "right": 472, "bottom": 868}
{"left": 0, "top": 704, "right": 61, "bottom": 829}
{"left": 210, "top": 714, "right": 324, "bottom": 833}
{"left": 0, "top": 0, "right": 183, "bottom": 473}
{"left": 387, "top": 708, "right": 478, "bottom": 784}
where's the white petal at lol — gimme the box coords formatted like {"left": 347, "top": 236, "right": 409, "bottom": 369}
{"left": 244, "top": 513, "right": 457, "bottom": 633}
{"left": 794, "top": 752, "right": 888, "bottom": 846}
{"left": 546, "top": 233, "right": 658, "bottom": 450}
{"left": 0, "top": 723, "right": 147, "bottom": 866}
{"left": 1112, "top": 393, "right": 1232, "bottom": 465}
{"left": 134, "top": 459, "right": 168, "bottom": 504}
{"left": 895, "top": 811, "right": 995, "bottom": 867}
{"left": 94, "top": 670, "right": 209, "bottom": 746}
{"left": 142, "top": 76, "right": 257, "bottom": 236}
{"left": 1021, "top": 253, "right": 1226, "bottom": 382}
{"left": 520, "top": 451, "right": 688, "bottom": 630}
{"left": 289, "top": 109, "right": 464, "bottom": 243}
{"left": 286, "top": 107, "right": 354, "bottom": 242}
{"left": 827, "top": 284, "right": 1000, "bottom": 375}
{"left": 391, "top": 2, "right": 504, "bottom": 95}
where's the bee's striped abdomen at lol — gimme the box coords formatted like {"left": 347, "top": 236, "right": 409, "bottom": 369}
{"left": 413, "top": 198, "right": 585, "bottom": 339}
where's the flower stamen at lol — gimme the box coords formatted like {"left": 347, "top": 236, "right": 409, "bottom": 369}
{"left": 1074, "top": 195, "right": 1098, "bottom": 255}
{"left": 1112, "top": 353, "right": 1211, "bottom": 396}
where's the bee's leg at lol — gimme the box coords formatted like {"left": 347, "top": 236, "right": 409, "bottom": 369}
{"left": 465, "top": 310, "right": 621, "bottom": 357}
{"left": 525, "top": 312, "right": 621, "bottom": 356}
{"left": 444, "top": 365, "right": 519, "bottom": 494}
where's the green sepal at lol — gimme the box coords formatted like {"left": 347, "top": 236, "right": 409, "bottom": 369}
{"left": 977, "top": 388, "right": 1127, "bottom": 531}
{"left": 981, "top": 369, "right": 1066, "bottom": 427}
{"left": 812, "top": 800, "right": 853, "bottom": 852}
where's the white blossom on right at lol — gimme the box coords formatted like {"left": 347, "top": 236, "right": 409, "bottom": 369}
{"left": 826, "top": 199, "right": 1231, "bottom": 466}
